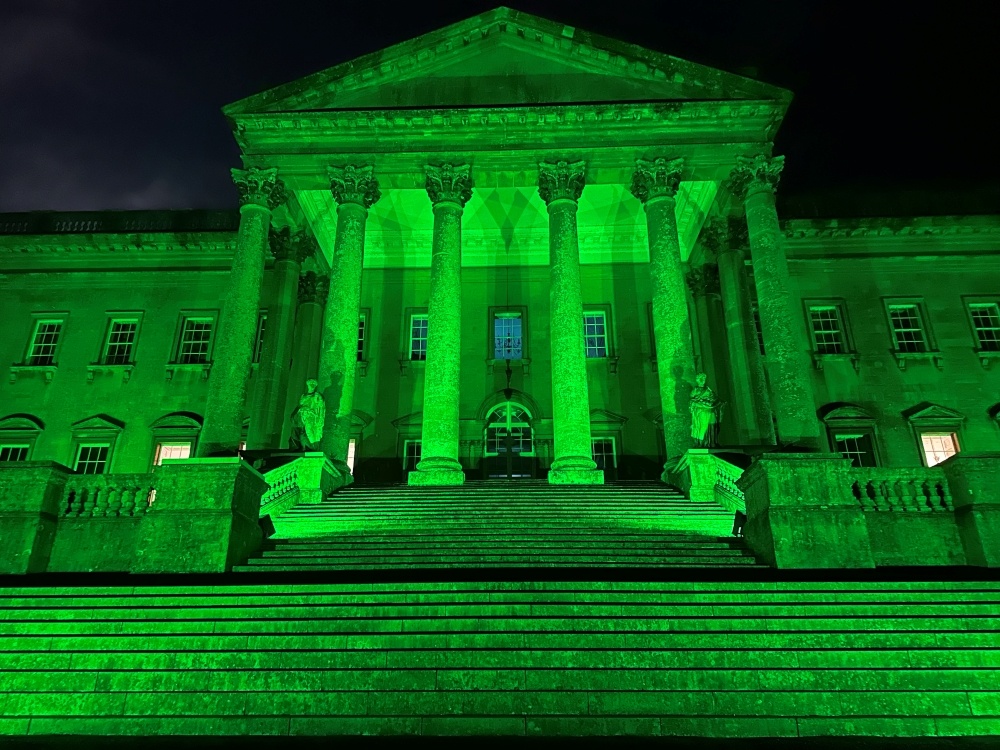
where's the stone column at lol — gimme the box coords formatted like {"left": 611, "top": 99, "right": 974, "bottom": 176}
{"left": 247, "top": 229, "right": 314, "bottom": 449}
{"left": 684, "top": 263, "right": 722, "bottom": 389}
{"left": 729, "top": 155, "right": 819, "bottom": 448}
{"left": 199, "top": 167, "right": 285, "bottom": 456}
{"left": 318, "top": 165, "right": 380, "bottom": 477}
{"left": 705, "top": 218, "right": 775, "bottom": 445}
{"left": 410, "top": 165, "right": 472, "bottom": 486}
{"left": 282, "top": 271, "right": 328, "bottom": 447}
{"left": 539, "top": 161, "right": 602, "bottom": 485}
{"left": 630, "top": 157, "right": 697, "bottom": 475}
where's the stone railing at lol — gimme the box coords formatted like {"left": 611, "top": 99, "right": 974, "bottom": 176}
{"left": 849, "top": 467, "right": 954, "bottom": 512}
{"left": 671, "top": 449, "right": 746, "bottom": 512}
{"left": 0, "top": 210, "right": 239, "bottom": 236}
{"left": 63, "top": 473, "right": 155, "bottom": 517}
{"left": 259, "top": 453, "right": 344, "bottom": 519}
{"left": 260, "top": 459, "right": 301, "bottom": 517}
{"left": 712, "top": 457, "right": 746, "bottom": 512}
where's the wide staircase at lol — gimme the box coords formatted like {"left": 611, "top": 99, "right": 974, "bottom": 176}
{"left": 1, "top": 580, "right": 1000, "bottom": 737}
{"left": 238, "top": 480, "right": 759, "bottom": 571}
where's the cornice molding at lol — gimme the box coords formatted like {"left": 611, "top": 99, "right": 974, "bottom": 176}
{"left": 781, "top": 216, "right": 1000, "bottom": 240}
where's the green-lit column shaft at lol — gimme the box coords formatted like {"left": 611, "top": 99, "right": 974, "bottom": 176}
{"left": 631, "top": 158, "right": 695, "bottom": 470}
{"left": 282, "top": 271, "right": 327, "bottom": 446}
{"left": 318, "top": 166, "right": 380, "bottom": 473}
{"left": 730, "top": 155, "right": 819, "bottom": 447}
{"left": 410, "top": 165, "right": 472, "bottom": 486}
{"left": 539, "top": 161, "right": 602, "bottom": 485}
{"left": 199, "top": 167, "right": 285, "bottom": 456}
{"left": 247, "top": 230, "right": 311, "bottom": 449}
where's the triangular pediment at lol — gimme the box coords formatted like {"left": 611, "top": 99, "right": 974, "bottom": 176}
{"left": 70, "top": 415, "right": 124, "bottom": 433}
{"left": 225, "top": 7, "right": 788, "bottom": 115}
{"left": 905, "top": 403, "right": 965, "bottom": 423}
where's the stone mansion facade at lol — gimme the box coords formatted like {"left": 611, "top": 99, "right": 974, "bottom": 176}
{"left": 1, "top": 7, "right": 999, "bottom": 488}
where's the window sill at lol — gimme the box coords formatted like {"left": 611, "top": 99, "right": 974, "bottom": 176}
{"left": 812, "top": 352, "right": 860, "bottom": 372}
{"left": 586, "top": 355, "right": 620, "bottom": 374}
{"left": 487, "top": 358, "right": 531, "bottom": 376}
{"left": 165, "top": 363, "right": 212, "bottom": 381}
{"left": 8, "top": 364, "right": 57, "bottom": 384}
{"left": 892, "top": 350, "right": 943, "bottom": 370}
{"left": 87, "top": 364, "right": 135, "bottom": 383}
{"left": 398, "top": 358, "right": 426, "bottom": 375}
{"left": 976, "top": 349, "right": 1000, "bottom": 368}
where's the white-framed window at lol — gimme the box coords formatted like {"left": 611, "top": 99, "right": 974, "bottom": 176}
{"left": 409, "top": 314, "right": 429, "bottom": 361}
{"left": 583, "top": 311, "right": 608, "bottom": 358}
{"left": 253, "top": 313, "right": 267, "bottom": 364}
{"left": 74, "top": 444, "right": 110, "bottom": 474}
{"left": 403, "top": 440, "right": 421, "bottom": 471}
{"left": 807, "top": 305, "right": 847, "bottom": 354}
{"left": 177, "top": 317, "right": 214, "bottom": 364}
{"left": 27, "top": 319, "right": 63, "bottom": 366}
{"left": 920, "top": 432, "right": 959, "bottom": 467}
{"left": 591, "top": 437, "right": 617, "bottom": 471}
{"left": 153, "top": 442, "right": 192, "bottom": 465}
{"left": 968, "top": 302, "right": 1000, "bottom": 352}
{"left": 0, "top": 445, "right": 30, "bottom": 462}
{"left": 484, "top": 403, "right": 534, "bottom": 457}
{"left": 494, "top": 312, "right": 523, "bottom": 360}
{"left": 357, "top": 315, "right": 367, "bottom": 362}
{"left": 102, "top": 319, "right": 139, "bottom": 365}
{"left": 887, "top": 303, "right": 928, "bottom": 353}
{"left": 347, "top": 438, "right": 357, "bottom": 474}
{"left": 833, "top": 433, "right": 878, "bottom": 468}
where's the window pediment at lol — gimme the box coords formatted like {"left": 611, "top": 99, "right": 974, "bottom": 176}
{"left": 0, "top": 414, "right": 44, "bottom": 432}
{"left": 904, "top": 403, "right": 965, "bottom": 425}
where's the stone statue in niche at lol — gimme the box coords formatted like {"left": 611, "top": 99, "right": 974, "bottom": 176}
{"left": 289, "top": 379, "right": 325, "bottom": 451}
{"left": 689, "top": 372, "right": 722, "bottom": 448}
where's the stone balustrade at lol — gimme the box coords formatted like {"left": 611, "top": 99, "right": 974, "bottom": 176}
{"left": 850, "top": 467, "right": 953, "bottom": 513}
{"left": 713, "top": 457, "right": 746, "bottom": 512}
{"left": 63, "top": 474, "right": 155, "bottom": 517}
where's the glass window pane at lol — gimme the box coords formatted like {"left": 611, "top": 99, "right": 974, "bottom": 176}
{"left": 970, "top": 303, "right": 1000, "bottom": 352}
{"left": 410, "top": 316, "right": 428, "bottom": 361}
{"left": 591, "top": 438, "right": 616, "bottom": 470}
{"left": 0, "top": 445, "right": 30, "bottom": 462}
{"left": 28, "top": 320, "right": 62, "bottom": 366}
{"left": 357, "top": 317, "right": 366, "bottom": 361}
{"left": 888, "top": 305, "right": 927, "bottom": 353}
{"left": 179, "top": 318, "right": 213, "bottom": 364}
{"left": 494, "top": 314, "right": 522, "bottom": 359}
{"left": 808, "top": 306, "right": 845, "bottom": 354}
{"left": 74, "top": 444, "right": 110, "bottom": 474}
{"left": 920, "top": 432, "right": 959, "bottom": 467}
{"left": 104, "top": 320, "right": 138, "bottom": 365}
{"left": 583, "top": 312, "right": 607, "bottom": 358}
{"left": 834, "top": 433, "right": 877, "bottom": 468}
{"left": 154, "top": 442, "right": 192, "bottom": 465}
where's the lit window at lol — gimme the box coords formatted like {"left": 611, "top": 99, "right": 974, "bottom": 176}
{"left": 347, "top": 438, "right": 357, "bottom": 474}
{"left": 153, "top": 442, "right": 192, "bottom": 465}
{"left": 808, "top": 306, "right": 846, "bottom": 354}
{"left": 177, "top": 317, "right": 214, "bottom": 364}
{"left": 0, "top": 445, "right": 30, "bottom": 462}
{"left": 751, "top": 303, "right": 766, "bottom": 356}
{"left": 834, "top": 433, "right": 878, "bottom": 468}
{"left": 103, "top": 320, "right": 138, "bottom": 365}
{"left": 888, "top": 305, "right": 927, "bottom": 353}
{"left": 409, "top": 315, "right": 428, "bottom": 361}
{"left": 494, "top": 313, "right": 522, "bottom": 359}
{"left": 969, "top": 303, "right": 1000, "bottom": 352}
{"left": 27, "top": 320, "right": 62, "bottom": 366}
{"left": 920, "top": 432, "right": 959, "bottom": 467}
{"left": 357, "top": 316, "right": 366, "bottom": 362}
{"left": 583, "top": 312, "right": 608, "bottom": 358}
{"left": 403, "top": 440, "right": 421, "bottom": 471}
{"left": 591, "top": 437, "right": 617, "bottom": 470}
{"left": 484, "top": 403, "right": 534, "bottom": 457}
{"left": 253, "top": 314, "right": 267, "bottom": 364}
{"left": 74, "top": 444, "right": 110, "bottom": 474}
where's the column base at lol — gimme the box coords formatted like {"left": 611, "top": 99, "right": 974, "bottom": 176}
{"left": 408, "top": 457, "right": 465, "bottom": 486}
{"left": 549, "top": 457, "right": 604, "bottom": 485}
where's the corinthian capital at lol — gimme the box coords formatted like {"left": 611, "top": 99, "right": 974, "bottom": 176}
{"left": 291, "top": 230, "right": 319, "bottom": 264}
{"left": 538, "top": 161, "right": 586, "bottom": 204}
{"left": 699, "top": 218, "right": 729, "bottom": 258}
{"left": 630, "top": 157, "right": 683, "bottom": 204}
{"left": 328, "top": 165, "right": 381, "bottom": 208}
{"left": 297, "top": 271, "right": 329, "bottom": 305}
{"left": 728, "top": 154, "right": 785, "bottom": 201}
{"left": 425, "top": 164, "right": 473, "bottom": 206}
{"left": 685, "top": 264, "right": 721, "bottom": 298}
{"left": 231, "top": 167, "right": 286, "bottom": 210}
{"left": 269, "top": 227, "right": 295, "bottom": 261}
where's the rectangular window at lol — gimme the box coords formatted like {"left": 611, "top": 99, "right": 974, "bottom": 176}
{"left": 969, "top": 302, "right": 1000, "bottom": 352}
{"left": 403, "top": 440, "right": 421, "bottom": 471}
{"left": 808, "top": 305, "right": 846, "bottom": 354}
{"left": 74, "top": 444, "right": 110, "bottom": 475}
{"left": 583, "top": 311, "right": 608, "bottom": 358}
{"left": 920, "top": 432, "right": 959, "bottom": 467}
{"left": 347, "top": 438, "right": 357, "bottom": 474}
{"left": 834, "top": 433, "right": 878, "bottom": 468}
{"left": 253, "top": 314, "right": 267, "bottom": 364}
{"left": 177, "top": 317, "right": 214, "bottom": 364}
{"left": 751, "top": 303, "right": 766, "bottom": 356}
{"left": 494, "top": 313, "right": 523, "bottom": 360}
{"left": 887, "top": 304, "right": 927, "bottom": 353}
{"left": 153, "top": 442, "right": 192, "bottom": 466}
{"left": 591, "top": 437, "right": 617, "bottom": 471}
{"left": 102, "top": 319, "right": 138, "bottom": 365}
{"left": 0, "top": 445, "right": 30, "bottom": 462}
{"left": 358, "top": 315, "right": 366, "bottom": 362}
{"left": 27, "top": 320, "right": 63, "bottom": 366}
{"left": 409, "top": 315, "right": 428, "bottom": 361}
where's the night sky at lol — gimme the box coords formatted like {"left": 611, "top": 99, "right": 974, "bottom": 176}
{"left": 2, "top": 0, "right": 997, "bottom": 215}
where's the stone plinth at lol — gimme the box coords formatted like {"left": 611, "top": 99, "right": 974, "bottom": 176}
{"left": 135, "top": 458, "right": 268, "bottom": 573}
{"left": 942, "top": 452, "right": 1000, "bottom": 567}
{"left": 294, "top": 452, "right": 344, "bottom": 504}
{"left": 0, "top": 462, "right": 71, "bottom": 574}
{"left": 738, "top": 453, "right": 874, "bottom": 569}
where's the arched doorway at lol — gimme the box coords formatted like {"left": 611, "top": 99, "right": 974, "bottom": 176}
{"left": 483, "top": 402, "right": 535, "bottom": 479}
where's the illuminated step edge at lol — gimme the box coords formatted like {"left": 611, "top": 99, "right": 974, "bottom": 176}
{"left": 1, "top": 582, "right": 999, "bottom": 738}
